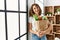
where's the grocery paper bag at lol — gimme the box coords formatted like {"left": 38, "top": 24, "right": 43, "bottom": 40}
{"left": 35, "top": 20, "right": 49, "bottom": 31}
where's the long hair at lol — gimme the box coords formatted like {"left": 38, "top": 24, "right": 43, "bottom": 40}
{"left": 29, "top": 4, "right": 42, "bottom": 17}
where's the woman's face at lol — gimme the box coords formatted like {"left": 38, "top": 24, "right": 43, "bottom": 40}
{"left": 33, "top": 5, "right": 39, "bottom": 15}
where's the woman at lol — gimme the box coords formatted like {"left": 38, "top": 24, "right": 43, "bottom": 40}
{"left": 28, "top": 4, "right": 52, "bottom": 40}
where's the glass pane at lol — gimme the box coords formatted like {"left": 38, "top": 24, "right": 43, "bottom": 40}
{"left": 7, "top": 13, "right": 19, "bottom": 40}
{"left": 20, "top": 0, "right": 26, "bottom": 11}
{"left": 20, "top": 13, "right": 27, "bottom": 35}
{"left": 6, "top": 0, "right": 18, "bottom": 11}
{"left": 20, "top": 35, "right": 27, "bottom": 40}
{"left": 0, "top": 0, "right": 4, "bottom": 10}
{"left": 0, "top": 12, "right": 6, "bottom": 40}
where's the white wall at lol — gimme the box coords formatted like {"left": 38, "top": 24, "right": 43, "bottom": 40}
{"left": 28, "top": 0, "right": 34, "bottom": 11}
{"left": 44, "top": 0, "right": 60, "bottom": 6}
{"left": 35, "top": 0, "right": 44, "bottom": 13}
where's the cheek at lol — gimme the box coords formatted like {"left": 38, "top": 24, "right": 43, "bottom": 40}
{"left": 38, "top": 10, "right": 39, "bottom": 13}
{"left": 33, "top": 9, "right": 36, "bottom": 12}
{"left": 38, "top": 9, "right": 40, "bottom": 12}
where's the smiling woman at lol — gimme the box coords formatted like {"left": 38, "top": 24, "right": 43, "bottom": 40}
{"left": 28, "top": 0, "right": 44, "bottom": 40}
{"left": 28, "top": 3, "right": 48, "bottom": 40}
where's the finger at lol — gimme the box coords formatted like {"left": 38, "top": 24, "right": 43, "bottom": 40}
{"left": 40, "top": 35, "right": 43, "bottom": 38}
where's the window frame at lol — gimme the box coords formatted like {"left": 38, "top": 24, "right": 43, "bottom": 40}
{"left": 0, "top": 0, "right": 44, "bottom": 40}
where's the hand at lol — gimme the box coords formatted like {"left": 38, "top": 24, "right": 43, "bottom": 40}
{"left": 40, "top": 31, "right": 46, "bottom": 35}
{"left": 38, "top": 16, "right": 42, "bottom": 20}
{"left": 39, "top": 31, "right": 46, "bottom": 38}
{"left": 36, "top": 31, "right": 40, "bottom": 37}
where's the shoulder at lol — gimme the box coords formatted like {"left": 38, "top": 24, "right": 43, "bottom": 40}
{"left": 28, "top": 17, "right": 33, "bottom": 23}
{"left": 29, "top": 17, "right": 33, "bottom": 20}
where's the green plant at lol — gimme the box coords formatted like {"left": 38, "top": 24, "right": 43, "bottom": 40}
{"left": 46, "top": 12, "right": 52, "bottom": 15}
{"left": 33, "top": 14, "right": 38, "bottom": 21}
{"left": 57, "top": 8, "right": 60, "bottom": 12}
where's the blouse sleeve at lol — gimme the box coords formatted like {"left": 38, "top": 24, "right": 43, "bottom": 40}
{"left": 28, "top": 17, "right": 32, "bottom": 23}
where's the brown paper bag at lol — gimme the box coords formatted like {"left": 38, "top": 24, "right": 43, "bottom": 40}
{"left": 35, "top": 20, "right": 49, "bottom": 31}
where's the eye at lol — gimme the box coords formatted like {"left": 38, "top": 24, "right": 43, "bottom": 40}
{"left": 34, "top": 8, "right": 36, "bottom": 9}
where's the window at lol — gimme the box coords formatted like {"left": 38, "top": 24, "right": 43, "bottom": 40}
{"left": 20, "top": 0, "right": 26, "bottom": 11}
{"left": 0, "top": 0, "right": 27, "bottom": 40}
{"left": 20, "top": 35, "right": 27, "bottom": 40}
{"left": 0, "top": 12, "right": 5, "bottom": 40}
{"left": 7, "top": 13, "right": 19, "bottom": 40}
{"left": 6, "top": 0, "right": 18, "bottom": 11}
{"left": 20, "top": 13, "right": 27, "bottom": 35}
{"left": 0, "top": 0, "right": 4, "bottom": 10}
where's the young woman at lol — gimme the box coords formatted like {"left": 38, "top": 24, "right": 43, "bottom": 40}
{"left": 28, "top": 4, "right": 52, "bottom": 40}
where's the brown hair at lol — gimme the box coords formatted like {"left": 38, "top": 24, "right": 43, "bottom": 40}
{"left": 29, "top": 4, "right": 42, "bottom": 17}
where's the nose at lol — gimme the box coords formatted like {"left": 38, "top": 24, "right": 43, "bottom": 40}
{"left": 35, "top": 9, "right": 38, "bottom": 12}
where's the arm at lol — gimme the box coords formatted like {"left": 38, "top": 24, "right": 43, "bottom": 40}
{"left": 28, "top": 23, "right": 37, "bottom": 34}
{"left": 28, "top": 23, "right": 40, "bottom": 37}
{"left": 28, "top": 17, "right": 38, "bottom": 34}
